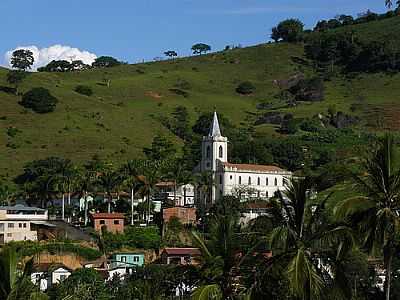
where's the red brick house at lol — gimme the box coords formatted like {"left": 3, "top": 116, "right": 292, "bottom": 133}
{"left": 91, "top": 213, "right": 124, "bottom": 234}
{"left": 163, "top": 207, "right": 197, "bottom": 225}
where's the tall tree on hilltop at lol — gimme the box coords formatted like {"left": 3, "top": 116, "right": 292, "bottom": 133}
{"left": 335, "top": 134, "right": 400, "bottom": 300}
{"left": 10, "top": 49, "right": 34, "bottom": 71}
{"left": 191, "top": 43, "right": 211, "bottom": 55}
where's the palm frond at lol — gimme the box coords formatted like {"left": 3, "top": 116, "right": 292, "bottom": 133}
{"left": 191, "top": 231, "right": 213, "bottom": 260}
{"left": 334, "top": 196, "right": 374, "bottom": 221}
{"left": 191, "top": 284, "right": 223, "bottom": 300}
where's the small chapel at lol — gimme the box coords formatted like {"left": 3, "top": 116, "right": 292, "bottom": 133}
{"left": 198, "top": 111, "right": 292, "bottom": 204}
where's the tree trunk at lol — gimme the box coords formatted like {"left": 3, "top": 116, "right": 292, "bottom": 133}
{"left": 67, "top": 190, "right": 71, "bottom": 223}
{"left": 385, "top": 252, "right": 393, "bottom": 300}
{"left": 62, "top": 193, "right": 65, "bottom": 221}
{"left": 174, "top": 181, "right": 177, "bottom": 206}
{"left": 84, "top": 192, "right": 88, "bottom": 226}
{"left": 131, "top": 188, "right": 134, "bottom": 226}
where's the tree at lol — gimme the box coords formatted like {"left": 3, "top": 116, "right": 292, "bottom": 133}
{"left": 75, "top": 85, "right": 93, "bottom": 96}
{"left": 92, "top": 56, "right": 121, "bottom": 68}
{"left": 54, "top": 268, "right": 109, "bottom": 300}
{"left": 164, "top": 50, "right": 178, "bottom": 59}
{"left": 97, "top": 166, "right": 124, "bottom": 213}
{"left": 335, "top": 134, "right": 400, "bottom": 300}
{"left": 10, "top": 49, "right": 34, "bottom": 71}
{"left": 235, "top": 81, "right": 255, "bottom": 95}
{"left": 122, "top": 160, "right": 146, "bottom": 225}
{"left": 143, "top": 135, "right": 175, "bottom": 162}
{"left": 0, "top": 181, "right": 16, "bottom": 206}
{"left": 38, "top": 60, "right": 72, "bottom": 72}
{"left": 6, "top": 71, "right": 27, "bottom": 95}
{"left": 76, "top": 169, "right": 98, "bottom": 226}
{"left": 191, "top": 43, "right": 211, "bottom": 55}
{"left": 0, "top": 246, "right": 48, "bottom": 300}
{"left": 20, "top": 88, "right": 58, "bottom": 113}
{"left": 270, "top": 177, "right": 355, "bottom": 300}
{"left": 271, "top": 19, "right": 304, "bottom": 43}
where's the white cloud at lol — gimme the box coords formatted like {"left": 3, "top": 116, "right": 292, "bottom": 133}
{"left": 5, "top": 45, "right": 97, "bottom": 71}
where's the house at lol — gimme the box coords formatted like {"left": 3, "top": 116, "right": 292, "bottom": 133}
{"left": 240, "top": 201, "right": 272, "bottom": 224}
{"left": 160, "top": 248, "right": 201, "bottom": 265}
{"left": 155, "top": 182, "right": 195, "bottom": 207}
{"left": 196, "top": 112, "right": 291, "bottom": 205}
{"left": 109, "top": 252, "right": 145, "bottom": 269}
{"left": 163, "top": 207, "right": 197, "bottom": 226}
{"left": 91, "top": 212, "right": 124, "bottom": 234}
{"left": 0, "top": 204, "right": 50, "bottom": 244}
{"left": 31, "top": 264, "right": 72, "bottom": 291}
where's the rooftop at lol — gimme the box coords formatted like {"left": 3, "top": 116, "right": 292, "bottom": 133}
{"left": 162, "top": 248, "right": 201, "bottom": 256}
{"left": 0, "top": 204, "right": 46, "bottom": 212}
{"left": 91, "top": 212, "right": 125, "bottom": 219}
{"left": 222, "top": 162, "right": 290, "bottom": 173}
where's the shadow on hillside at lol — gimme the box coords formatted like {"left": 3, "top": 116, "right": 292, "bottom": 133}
{"left": 0, "top": 86, "right": 17, "bottom": 95}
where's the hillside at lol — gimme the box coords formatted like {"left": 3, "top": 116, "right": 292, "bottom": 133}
{"left": 1, "top": 16, "right": 400, "bottom": 178}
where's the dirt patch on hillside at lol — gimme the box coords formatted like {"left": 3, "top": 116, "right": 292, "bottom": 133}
{"left": 145, "top": 91, "right": 163, "bottom": 99}
{"left": 364, "top": 103, "right": 400, "bottom": 130}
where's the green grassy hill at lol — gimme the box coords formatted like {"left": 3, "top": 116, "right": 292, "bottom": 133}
{"left": 1, "top": 16, "right": 400, "bottom": 177}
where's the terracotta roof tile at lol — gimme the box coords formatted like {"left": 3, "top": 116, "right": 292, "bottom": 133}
{"left": 91, "top": 213, "right": 125, "bottom": 219}
{"left": 162, "top": 248, "right": 201, "bottom": 256}
{"left": 222, "top": 162, "right": 289, "bottom": 173}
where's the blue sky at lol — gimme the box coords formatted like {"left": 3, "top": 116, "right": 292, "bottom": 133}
{"left": 0, "top": 0, "right": 388, "bottom": 65}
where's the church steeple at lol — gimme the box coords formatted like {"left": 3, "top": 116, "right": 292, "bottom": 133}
{"left": 209, "top": 111, "right": 222, "bottom": 137}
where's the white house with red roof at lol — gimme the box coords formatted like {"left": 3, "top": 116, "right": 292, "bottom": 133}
{"left": 198, "top": 112, "right": 292, "bottom": 205}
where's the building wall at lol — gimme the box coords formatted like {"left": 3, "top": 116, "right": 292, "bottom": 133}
{"left": 219, "top": 171, "right": 289, "bottom": 200}
{"left": 111, "top": 253, "right": 144, "bottom": 268}
{"left": 51, "top": 268, "right": 71, "bottom": 285}
{"left": 94, "top": 218, "right": 124, "bottom": 234}
{"left": 163, "top": 207, "right": 197, "bottom": 225}
{"left": 0, "top": 220, "right": 37, "bottom": 243}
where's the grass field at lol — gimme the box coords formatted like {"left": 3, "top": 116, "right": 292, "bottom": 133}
{"left": 1, "top": 16, "right": 400, "bottom": 178}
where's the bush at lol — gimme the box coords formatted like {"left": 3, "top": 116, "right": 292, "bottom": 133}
{"left": 75, "top": 85, "right": 93, "bottom": 96}
{"left": 20, "top": 88, "right": 58, "bottom": 113}
{"left": 236, "top": 81, "right": 255, "bottom": 95}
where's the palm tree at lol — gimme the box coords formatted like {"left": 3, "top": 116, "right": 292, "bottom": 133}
{"left": 191, "top": 196, "right": 244, "bottom": 299}
{"left": 0, "top": 246, "right": 48, "bottom": 300}
{"left": 335, "top": 134, "right": 400, "bottom": 300}
{"left": 76, "top": 169, "right": 98, "bottom": 226}
{"left": 194, "top": 171, "right": 214, "bottom": 215}
{"left": 165, "top": 158, "right": 193, "bottom": 206}
{"left": 122, "top": 160, "right": 146, "bottom": 225}
{"left": 270, "top": 177, "right": 354, "bottom": 300}
{"left": 97, "top": 167, "right": 123, "bottom": 213}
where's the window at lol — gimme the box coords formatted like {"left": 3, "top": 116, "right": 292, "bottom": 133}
{"left": 239, "top": 176, "right": 242, "bottom": 184}
{"left": 121, "top": 256, "right": 127, "bottom": 262}
{"left": 114, "top": 220, "right": 120, "bottom": 225}
{"left": 99, "top": 220, "right": 105, "bottom": 225}
{"left": 8, "top": 223, "right": 14, "bottom": 228}
{"left": 59, "top": 275, "right": 67, "bottom": 282}
{"left": 257, "top": 177, "right": 260, "bottom": 185}
{"left": 274, "top": 178, "right": 278, "bottom": 186}
{"left": 133, "top": 256, "right": 139, "bottom": 262}
{"left": 219, "top": 175, "right": 223, "bottom": 184}
{"left": 23, "top": 223, "right": 27, "bottom": 228}
{"left": 248, "top": 177, "right": 251, "bottom": 185}
{"left": 257, "top": 191, "right": 260, "bottom": 198}
{"left": 266, "top": 191, "right": 269, "bottom": 198}
{"left": 266, "top": 178, "right": 269, "bottom": 186}
{"left": 7, "top": 233, "right": 12, "bottom": 237}
{"left": 230, "top": 175, "right": 232, "bottom": 180}
{"left": 219, "top": 145, "right": 223, "bottom": 158}
{"left": 206, "top": 146, "right": 211, "bottom": 158}
{"left": 19, "top": 223, "right": 23, "bottom": 228}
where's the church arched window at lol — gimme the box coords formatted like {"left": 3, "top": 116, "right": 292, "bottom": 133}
{"left": 274, "top": 178, "right": 278, "bottom": 186}
{"left": 239, "top": 176, "right": 242, "bottom": 184}
{"left": 248, "top": 177, "right": 251, "bottom": 185}
{"left": 266, "top": 178, "right": 269, "bottom": 186}
{"left": 257, "top": 177, "right": 260, "bottom": 185}
{"left": 219, "top": 145, "right": 223, "bottom": 158}
{"left": 206, "top": 146, "right": 211, "bottom": 158}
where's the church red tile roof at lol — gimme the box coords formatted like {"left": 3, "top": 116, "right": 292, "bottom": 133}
{"left": 162, "top": 248, "right": 201, "bottom": 256}
{"left": 222, "top": 162, "right": 289, "bottom": 173}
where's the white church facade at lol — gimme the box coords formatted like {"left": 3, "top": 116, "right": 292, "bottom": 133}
{"left": 198, "top": 112, "right": 291, "bottom": 205}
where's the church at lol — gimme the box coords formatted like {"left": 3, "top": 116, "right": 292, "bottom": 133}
{"left": 198, "top": 112, "right": 292, "bottom": 205}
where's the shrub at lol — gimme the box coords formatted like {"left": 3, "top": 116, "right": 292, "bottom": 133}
{"left": 236, "top": 81, "right": 255, "bottom": 95}
{"left": 75, "top": 85, "right": 93, "bottom": 96}
{"left": 20, "top": 88, "right": 58, "bottom": 113}
{"left": 169, "top": 88, "right": 189, "bottom": 98}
